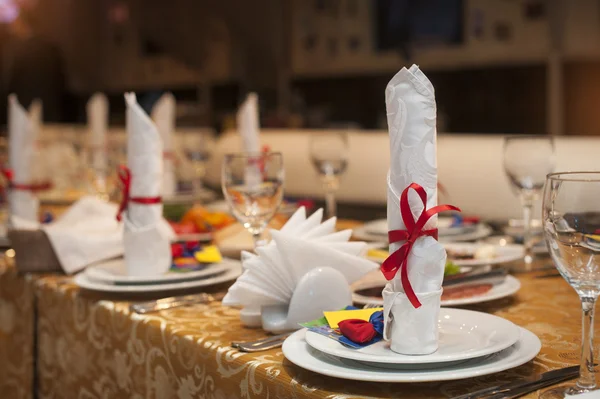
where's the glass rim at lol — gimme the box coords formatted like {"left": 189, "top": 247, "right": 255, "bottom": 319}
{"left": 546, "top": 171, "right": 600, "bottom": 182}
{"left": 223, "top": 151, "right": 282, "bottom": 160}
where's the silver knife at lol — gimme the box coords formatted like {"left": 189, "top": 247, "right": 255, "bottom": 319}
{"left": 130, "top": 292, "right": 223, "bottom": 314}
{"left": 449, "top": 365, "right": 579, "bottom": 399}
{"left": 484, "top": 373, "right": 577, "bottom": 399}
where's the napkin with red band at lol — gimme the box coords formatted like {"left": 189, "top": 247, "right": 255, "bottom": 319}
{"left": 382, "top": 65, "right": 459, "bottom": 355}
{"left": 122, "top": 93, "right": 175, "bottom": 277}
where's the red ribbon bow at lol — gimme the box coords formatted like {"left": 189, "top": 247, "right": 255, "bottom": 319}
{"left": 116, "top": 165, "right": 162, "bottom": 221}
{"left": 1, "top": 168, "right": 53, "bottom": 192}
{"left": 381, "top": 183, "right": 460, "bottom": 308}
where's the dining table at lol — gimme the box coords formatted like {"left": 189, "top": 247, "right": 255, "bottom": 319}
{"left": 0, "top": 220, "right": 588, "bottom": 399}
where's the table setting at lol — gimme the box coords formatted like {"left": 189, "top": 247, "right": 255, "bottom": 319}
{"left": 1, "top": 67, "right": 599, "bottom": 399}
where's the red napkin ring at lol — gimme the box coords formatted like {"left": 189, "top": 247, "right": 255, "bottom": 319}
{"left": 381, "top": 183, "right": 460, "bottom": 308}
{"left": 1, "top": 168, "right": 53, "bottom": 192}
{"left": 116, "top": 165, "right": 162, "bottom": 221}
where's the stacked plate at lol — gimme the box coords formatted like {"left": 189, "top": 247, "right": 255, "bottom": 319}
{"left": 353, "top": 216, "right": 493, "bottom": 243}
{"left": 283, "top": 308, "right": 541, "bottom": 382}
{"left": 74, "top": 257, "right": 242, "bottom": 293}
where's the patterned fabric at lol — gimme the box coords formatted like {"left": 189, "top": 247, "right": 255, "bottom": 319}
{"left": 31, "top": 270, "right": 581, "bottom": 399}
{"left": 0, "top": 260, "right": 34, "bottom": 399}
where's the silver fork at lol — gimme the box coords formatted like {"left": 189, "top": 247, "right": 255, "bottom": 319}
{"left": 232, "top": 332, "right": 292, "bottom": 352}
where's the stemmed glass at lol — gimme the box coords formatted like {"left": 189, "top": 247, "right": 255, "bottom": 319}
{"left": 178, "top": 132, "right": 213, "bottom": 197}
{"left": 222, "top": 152, "right": 284, "bottom": 248}
{"left": 310, "top": 131, "right": 349, "bottom": 219}
{"left": 503, "top": 135, "right": 555, "bottom": 267}
{"left": 541, "top": 172, "right": 600, "bottom": 398}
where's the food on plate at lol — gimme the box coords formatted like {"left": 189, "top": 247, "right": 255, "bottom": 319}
{"left": 441, "top": 284, "right": 493, "bottom": 300}
{"left": 167, "top": 205, "right": 236, "bottom": 234}
{"left": 444, "top": 260, "right": 461, "bottom": 276}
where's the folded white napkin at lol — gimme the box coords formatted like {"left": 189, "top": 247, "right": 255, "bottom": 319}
{"left": 87, "top": 93, "right": 109, "bottom": 173}
{"left": 11, "top": 196, "right": 124, "bottom": 274}
{"left": 151, "top": 93, "right": 177, "bottom": 197}
{"left": 383, "top": 65, "right": 446, "bottom": 355}
{"left": 223, "top": 207, "right": 378, "bottom": 317}
{"left": 123, "top": 93, "right": 175, "bottom": 276}
{"left": 8, "top": 95, "right": 40, "bottom": 224}
{"left": 236, "top": 92, "right": 260, "bottom": 153}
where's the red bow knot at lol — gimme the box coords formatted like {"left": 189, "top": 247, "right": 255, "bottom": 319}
{"left": 1, "top": 168, "right": 52, "bottom": 192}
{"left": 381, "top": 183, "right": 460, "bottom": 308}
{"left": 116, "top": 165, "right": 162, "bottom": 222}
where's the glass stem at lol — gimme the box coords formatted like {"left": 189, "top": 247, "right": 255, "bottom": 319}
{"left": 578, "top": 295, "right": 597, "bottom": 390}
{"left": 522, "top": 200, "right": 534, "bottom": 266}
{"left": 325, "top": 190, "right": 337, "bottom": 219}
{"left": 252, "top": 231, "right": 267, "bottom": 249}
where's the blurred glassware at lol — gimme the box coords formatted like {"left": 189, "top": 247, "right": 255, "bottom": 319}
{"left": 310, "top": 131, "right": 349, "bottom": 219}
{"left": 106, "top": 132, "right": 127, "bottom": 202}
{"left": 82, "top": 136, "right": 110, "bottom": 202}
{"left": 222, "top": 152, "right": 284, "bottom": 248}
{"left": 177, "top": 131, "right": 214, "bottom": 197}
{"left": 503, "top": 135, "right": 555, "bottom": 268}
{"left": 541, "top": 172, "right": 600, "bottom": 399}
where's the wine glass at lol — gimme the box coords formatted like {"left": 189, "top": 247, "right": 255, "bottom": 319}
{"left": 178, "top": 131, "right": 213, "bottom": 197}
{"left": 222, "top": 152, "right": 284, "bottom": 248}
{"left": 503, "top": 135, "right": 555, "bottom": 267}
{"left": 309, "top": 131, "right": 349, "bottom": 219}
{"left": 541, "top": 172, "right": 600, "bottom": 398}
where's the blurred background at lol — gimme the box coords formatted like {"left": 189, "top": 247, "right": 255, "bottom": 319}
{"left": 0, "top": 0, "right": 598, "bottom": 135}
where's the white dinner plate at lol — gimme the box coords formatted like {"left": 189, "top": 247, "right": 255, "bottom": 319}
{"left": 84, "top": 258, "right": 231, "bottom": 285}
{"left": 351, "top": 274, "right": 521, "bottom": 307}
{"left": 353, "top": 220, "right": 493, "bottom": 243}
{"left": 283, "top": 327, "right": 540, "bottom": 383}
{"left": 74, "top": 259, "right": 242, "bottom": 293}
{"left": 444, "top": 243, "right": 524, "bottom": 267}
{"left": 305, "top": 308, "right": 519, "bottom": 366}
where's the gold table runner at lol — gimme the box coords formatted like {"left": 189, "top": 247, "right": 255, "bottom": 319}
{"left": 31, "top": 269, "right": 586, "bottom": 399}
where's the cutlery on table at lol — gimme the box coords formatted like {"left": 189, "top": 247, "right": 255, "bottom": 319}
{"left": 443, "top": 268, "right": 508, "bottom": 287}
{"left": 450, "top": 365, "right": 579, "bottom": 399}
{"left": 233, "top": 333, "right": 292, "bottom": 352}
{"left": 130, "top": 292, "right": 224, "bottom": 314}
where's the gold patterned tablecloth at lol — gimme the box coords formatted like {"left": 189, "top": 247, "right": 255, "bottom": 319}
{"left": 0, "top": 261, "right": 35, "bottom": 399}
{"left": 31, "top": 268, "right": 588, "bottom": 399}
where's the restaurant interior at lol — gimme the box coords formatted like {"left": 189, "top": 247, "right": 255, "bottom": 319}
{"left": 1, "top": 0, "right": 600, "bottom": 398}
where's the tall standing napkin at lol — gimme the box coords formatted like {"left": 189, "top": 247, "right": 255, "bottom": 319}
{"left": 7, "top": 95, "right": 40, "bottom": 223}
{"left": 151, "top": 93, "right": 177, "bottom": 196}
{"left": 382, "top": 65, "right": 458, "bottom": 355}
{"left": 122, "top": 93, "right": 174, "bottom": 276}
{"left": 87, "top": 93, "right": 109, "bottom": 173}
{"left": 236, "top": 92, "right": 260, "bottom": 153}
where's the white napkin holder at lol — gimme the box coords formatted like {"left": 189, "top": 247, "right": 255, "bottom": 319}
{"left": 261, "top": 267, "right": 352, "bottom": 332}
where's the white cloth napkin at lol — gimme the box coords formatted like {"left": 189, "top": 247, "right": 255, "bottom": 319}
{"left": 8, "top": 95, "right": 40, "bottom": 224}
{"left": 11, "top": 196, "right": 124, "bottom": 274}
{"left": 223, "top": 207, "right": 378, "bottom": 312}
{"left": 383, "top": 65, "right": 446, "bottom": 355}
{"left": 151, "top": 93, "right": 177, "bottom": 197}
{"left": 87, "top": 93, "right": 109, "bottom": 173}
{"left": 236, "top": 92, "right": 260, "bottom": 153}
{"left": 123, "top": 93, "right": 175, "bottom": 276}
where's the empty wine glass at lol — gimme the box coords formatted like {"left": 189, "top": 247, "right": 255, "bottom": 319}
{"left": 541, "top": 172, "right": 600, "bottom": 398}
{"left": 222, "top": 152, "right": 284, "bottom": 248}
{"left": 178, "top": 131, "right": 213, "bottom": 197}
{"left": 310, "top": 131, "right": 349, "bottom": 219}
{"left": 503, "top": 135, "right": 555, "bottom": 267}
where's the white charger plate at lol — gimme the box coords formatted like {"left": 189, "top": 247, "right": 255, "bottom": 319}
{"left": 74, "top": 259, "right": 242, "bottom": 293}
{"left": 444, "top": 243, "right": 524, "bottom": 267}
{"left": 353, "top": 220, "right": 493, "bottom": 243}
{"left": 283, "top": 327, "right": 540, "bottom": 382}
{"left": 352, "top": 275, "right": 521, "bottom": 307}
{"left": 84, "top": 258, "right": 231, "bottom": 285}
{"left": 305, "top": 308, "right": 519, "bottom": 366}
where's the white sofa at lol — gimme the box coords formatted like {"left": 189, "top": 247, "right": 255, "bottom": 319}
{"left": 205, "top": 129, "right": 600, "bottom": 221}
